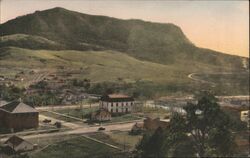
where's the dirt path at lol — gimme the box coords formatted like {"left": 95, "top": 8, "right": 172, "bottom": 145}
{"left": 0, "top": 122, "right": 137, "bottom": 142}
{"left": 37, "top": 103, "right": 99, "bottom": 110}
{"left": 188, "top": 73, "right": 216, "bottom": 87}
{"left": 39, "top": 114, "right": 81, "bottom": 129}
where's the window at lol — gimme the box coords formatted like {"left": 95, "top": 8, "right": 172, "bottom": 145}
{"left": 111, "top": 102, "right": 113, "bottom": 107}
{"left": 111, "top": 109, "right": 113, "bottom": 113}
{"left": 126, "top": 108, "right": 128, "bottom": 113}
{"left": 116, "top": 109, "right": 118, "bottom": 113}
{"left": 116, "top": 103, "right": 118, "bottom": 107}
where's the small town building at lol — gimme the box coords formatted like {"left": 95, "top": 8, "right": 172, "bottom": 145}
{"left": 0, "top": 100, "right": 39, "bottom": 130}
{"left": 241, "top": 110, "right": 249, "bottom": 122}
{"left": 143, "top": 117, "right": 169, "bottom": 131}
{"left": 241, "top": 110, "right": 249, "bottom": 127}
{"left": 0, "top": 100, "right": 8, "bottom": 107}
{"left": 4, "top": 135, "right": 35, "bottom": 153}
{"left": 99, "top": 94, "right": 135, "bottom": 115}
{"left": 91, "top": 108, "right": 111, "bottom": 122}
{"left": 131, "top": 122, "right": 144, "bottom": 134}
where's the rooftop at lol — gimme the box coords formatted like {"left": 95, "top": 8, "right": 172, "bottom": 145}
{"left": 108, "top": 94, "right": 130, "bottom": 98}
{"left": 101, "top": 94, "right": 134, "bottom": 102}
{"left": 0, "top": 100, "right": 8, "bottom": 107}
{"left": 0, "top": 100, "right": 38, "bottom": 113}
{"left": 5, "top": 135, "right": 27, "bottom": 147}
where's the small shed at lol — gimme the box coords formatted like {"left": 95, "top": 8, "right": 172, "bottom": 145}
{"left": 91, "top": 108, "right": 111, "bottom": 122}
{"left": 131, "top": 122, "right": 144, "bottom": 135}
{"left": 4, "top": 135, "right": 34, "bottom": 153}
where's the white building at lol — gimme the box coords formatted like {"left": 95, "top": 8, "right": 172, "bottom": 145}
{"left": 99, "top": 94, "right": 135, "bottom": 114}
{"left": 4, "top": 135, "right": 35, "bottom": 152}
{"left": 241, "top": 110, "right": 249, "bottom": 127}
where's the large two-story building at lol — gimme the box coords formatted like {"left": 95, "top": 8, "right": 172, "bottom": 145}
{"left": 0, "top": 100, "right": 39, "bottom": 130}
{"left": 99, "top": 94, "right": 135, "bottom": 115}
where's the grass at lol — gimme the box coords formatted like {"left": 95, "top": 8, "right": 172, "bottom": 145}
{"left": 0, "top": 47, "right": 249, "bottom": 96}
{"left": 194, "top": 73, "right": 249, "bottom": 95}
{"left": 108, "top": 114, "right": 141, "bottom": 123}
{"left": 108, "top": 131, "right": 142, "bottom": 150}
{"left": 40, "top": 111, "right": 80, "bottom": 122}
{"left": 53, "top": 107, "right": 140, "bottom": 123}
{"left": 0, "top": 47, "right": 188, "bottom": 83}
{"left": 0, "top": 123, "right": 58, "bottom": 134}
{"left": 136, "top": 106, "right": 170, "bottom": 119}
{"left": 30, "top": 136, "right": 119, "bottom": 158}
{"left": 88, "top": 131, "right": 142, "bottom": 150}
{"left": 53, "top": 107, "right": 98, "bottom": 119}
{"left": 28, "top": 135, "right": 77, "bottom": 148}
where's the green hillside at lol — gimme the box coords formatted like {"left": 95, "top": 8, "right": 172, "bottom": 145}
{"left": 0, "top": 7, "right": 247, "bottom": 68}
{"left": 0, "top": 34, "right": 64, "bottom": 50}
{"left": 0, "top": 47, "right": 248, "bottom": 96}
{"left": 0, "top": 47, "right": 191, "bottom": 83}
{"left": 0, "top": 7, "right": 249, "bottom": 96}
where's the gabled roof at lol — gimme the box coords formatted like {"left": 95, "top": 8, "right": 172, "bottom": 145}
{"left": 0, "top": 100, "right": 8, "bottom": 107}
{"left": 4, "top": 135, "right": 33, "bottom": 149}
{"left": 0, "top": 100, "right": 38, "bottom": 113}
{"left": 133, "top": 122, "right": 144, "bottom": 129}
{"left": 92, "top": 108, "right": 111, "bottom": 117}
{"left": 101, "top": 94, "right": 134, "bottom": 102}
{"left": 5, "top": 135, "right": 25, "bottom": 147}
{"left": 108, "top": 94, "right": 130, "bottom": 98}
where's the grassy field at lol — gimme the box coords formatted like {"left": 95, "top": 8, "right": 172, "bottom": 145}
{"left": 0, "top": 47, "right": 190, "bottom": 83}
{"left": 108, "top": 114, "right": 141, "bottom": 123}
{"left": 52, "top": 107, "right": 98, "bottom": 119}
{"left": 52, "top": 107, "right": 141, "bottom": 123}
{"left": 135, "top": 106, "right": 170, "bottom": 119}
{"left": 108, "top": 131, "right": 142, "bottom": 150}
{"left": 40, "top": 111, "right": 80, "bottom": 122}
{"left": 30, "top": 136, "right": 120, "bottom": 158}
{"left": 88, "top": 131, "right": 142, "bottom": 150}
{"left": 0, "top": 47, "right": 249, "bottom": 96}
{"left": 28, "top": 135, "right": 78, "bottom": 148}
{"left": 194, "top": 73, "right": 249, "bottom": 95}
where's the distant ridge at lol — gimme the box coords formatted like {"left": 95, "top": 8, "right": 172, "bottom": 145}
{"left": 0, "top": 7, "right": 248, "bottom": 69}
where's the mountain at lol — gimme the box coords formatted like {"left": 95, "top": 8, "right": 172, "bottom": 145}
{"left": 0, "top": 7, "right": 247, "bottom": 68}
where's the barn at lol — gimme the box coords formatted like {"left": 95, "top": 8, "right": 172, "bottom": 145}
{"left": 0, "top": 100, "right": 39, "bottom": 130}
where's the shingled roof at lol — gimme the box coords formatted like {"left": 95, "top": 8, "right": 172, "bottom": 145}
{"left": 0, "top": 100, "right": 38, "bottom": 113}
{"left": 0, "top": 100, "right": 8, "bottom": 107}
{"left": 101, "top": 94, "right": 134, "bottom": 102}
{"left": 4, "top": 135, "right": 33, "bottom": 151}
{"left": 5, "top": 135, "right": 25, "bottom": 147}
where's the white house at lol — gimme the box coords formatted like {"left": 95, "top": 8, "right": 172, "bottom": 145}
{"left": 4, "top": 135, "right": 34, "bottom": 152}
{"left": 99, "top": 94, "right": 135, "bottom": 114}
{"left": 241, "top": 110, "right": 249, "bottom": 127}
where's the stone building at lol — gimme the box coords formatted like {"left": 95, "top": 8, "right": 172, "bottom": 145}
{"left": 0, "top": 100, "right": 39, "bottom": 130}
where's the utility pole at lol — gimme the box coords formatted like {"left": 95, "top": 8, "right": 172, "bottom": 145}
{"left": 123, "top": 135, "right": 126, "bottom": 151}
{"left": 0, "top": 0, "right": 2, "bottom": 25}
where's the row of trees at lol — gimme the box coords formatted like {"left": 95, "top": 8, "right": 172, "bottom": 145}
{"left": 0, "top": 85, "right": 24, "bottom": 101}
{"left": 135, "top": 92, "right": 244, "bottom": 157}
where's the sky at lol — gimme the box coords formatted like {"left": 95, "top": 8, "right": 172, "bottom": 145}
{"left": 1, "top": 0, "right": 249, "bottom": 57}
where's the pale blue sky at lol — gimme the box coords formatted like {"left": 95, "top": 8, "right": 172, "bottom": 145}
{"left": 1, "top": 0, "right": 249, "bottom": 57}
